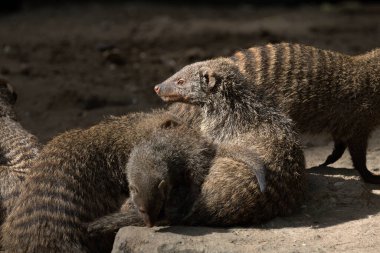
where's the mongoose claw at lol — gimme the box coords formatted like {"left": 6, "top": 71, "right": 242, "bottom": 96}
{"left": 254, "top": 165, "right": 266, "bottom": 193}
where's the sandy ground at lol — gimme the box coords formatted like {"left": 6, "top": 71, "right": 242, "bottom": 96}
{"left": 0, "top": 2, "right": 379, "bottom": 252}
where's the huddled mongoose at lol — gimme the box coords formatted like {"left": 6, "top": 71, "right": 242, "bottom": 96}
{"left": 1, "top": 110, "right": 184, "bottom": 253}
{"left": 0, "top": 78, "right": 41, "bottom": 225}
{"left": 155, "top": 55, "right": 306, "bottom": 205}
{"left": 154, "top": 43, "right": 380, "bottom": 183}
{"left": 87, "top": 124, "right": 304, "bottom": 234}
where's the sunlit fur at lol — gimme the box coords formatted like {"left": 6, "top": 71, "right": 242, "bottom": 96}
{"left": 157, "top": 43, "right": 380, "bottom": 183}
{"left": 1, "top": 110, "right": 184, "bottom": 253}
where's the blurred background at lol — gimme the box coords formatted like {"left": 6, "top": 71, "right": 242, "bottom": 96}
{"left": 0, "top": 0, "right": 379, "bottom": 143}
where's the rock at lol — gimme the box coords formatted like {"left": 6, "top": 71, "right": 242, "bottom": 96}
{"left": 112, "top": 226, "right": 251, "bottom": 253}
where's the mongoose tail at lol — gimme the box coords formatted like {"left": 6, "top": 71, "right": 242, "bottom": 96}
{"left": 154, "top": 43, "right": 380, "bottom": 184}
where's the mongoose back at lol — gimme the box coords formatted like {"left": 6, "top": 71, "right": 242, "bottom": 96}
{"left": 0, "top": 79, "right": 41, "bottom": 225}
{"left": 1, "top": 110, "right": 184, "bottom": 253}
{"left": 87, "top": 124, "right": 304, "bottom": 233}
{"left": 154, "top": 43, "right": 380, "bottom": 183}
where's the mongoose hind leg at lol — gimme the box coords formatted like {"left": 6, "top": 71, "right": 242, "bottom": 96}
{"left": 347, "top": 133, "right": 380, "bottom": 184}
{"left": 320, "top": 139, "right": 347, "bottom": 167}
{"left": 87, "top": 204, "right": 144, "bottom": 236}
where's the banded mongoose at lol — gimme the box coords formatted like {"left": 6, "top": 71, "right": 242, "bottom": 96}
{"left": 1, "top": 110, "right": 184, "bottom": 253}
{"left": 154, "top": 43, "right": 380, "bottom": 184}
{"left": 87, "top": 124, "right": 304, "bottom": 233}
{"left": 0, "top": 78, "right": 41, "bottom": 225}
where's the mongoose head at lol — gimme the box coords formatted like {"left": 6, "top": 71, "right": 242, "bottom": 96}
{"left": 0, "top": 78, "right": 17, "bottom": 106}
{"left": 0, "top": 78, "right": 17, "bottom": 117}
{"left": 127, "top": 145, "right": 171, "bottom": 227}
{"left": 154, "top": 58, "right": 244, "bottom": 105}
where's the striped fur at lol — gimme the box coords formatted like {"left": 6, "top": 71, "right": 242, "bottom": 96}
{"left": 0, "top": 79, "right": 41, "bottom": 225}
{"left": 1, "top": 110, "right": 185, "bottom": 253}
{"left": 155, "top": 43, "right": 380, "bottom": 183}
{"left": 0, "top": 118, "right": 41, "bottom": 223}
{"left": 87, "top": 121, "right": 304, "bottom": 234}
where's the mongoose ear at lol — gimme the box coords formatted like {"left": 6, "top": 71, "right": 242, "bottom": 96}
{"left": 200, "top": 66, "right": 217, "bottom": 90}
{"left": 0, "top": 79, "right": 17, "bottom": 105}
{"left": 158, "top": 180, "right": 167, "bottom": 195}
{"left": 160, "top": 119, "right": 180, "bottom": 129}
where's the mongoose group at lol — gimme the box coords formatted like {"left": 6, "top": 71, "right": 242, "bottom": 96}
{"left": 155, "top": 42, "right": 380, "bottom": 183}
{"left": 0, "top": 42, "right": 378, "bottom": 252}
{"left": 88, "top": 122, "right": 304, "bottom": 234}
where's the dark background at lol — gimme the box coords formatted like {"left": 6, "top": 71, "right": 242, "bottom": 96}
{"left": 0, "top": 0, "right": 379, "bottom": 142}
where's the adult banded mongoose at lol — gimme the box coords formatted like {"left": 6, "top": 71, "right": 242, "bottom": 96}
{"left": 87, "top": 124, "right": 304, "bottom": 233}
{"left": 0, "top": 79, "right": 41, "bottom": 225}
{"left": 1, "top": 110, "right": 183, "bottom": 253}
{"left": 155, "top": 55, "right": 306, "bottom": 201}
{"left": 154, "top": 43, "right": 380, "bottom": 184}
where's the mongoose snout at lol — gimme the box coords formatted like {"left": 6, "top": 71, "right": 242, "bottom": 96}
{"left": 154, "top": 83, "right": 184, "bottom": 102}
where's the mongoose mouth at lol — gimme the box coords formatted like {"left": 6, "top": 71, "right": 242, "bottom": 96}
{"left": 160, "top": 95, "right": 184, "bottom": 102}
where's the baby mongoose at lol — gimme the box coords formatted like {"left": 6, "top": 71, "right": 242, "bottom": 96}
{"left": 154, "top": 43, "right": 380, "bottom": 184}
{"left": 1, "top": 110, "right": 183, "bottom": 253}
{"left": 0, "top": 79, "right": 41, "bottom": 225}
{"left": 87, "top": 124, "right": 304, "bottom": 233}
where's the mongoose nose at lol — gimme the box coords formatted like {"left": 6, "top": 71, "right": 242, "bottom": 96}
{"left": 154, "top": 85, "right": 160, "bottom": 94}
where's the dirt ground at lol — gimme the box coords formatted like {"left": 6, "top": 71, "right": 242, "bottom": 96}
{"left": 0, "top": 2, "right": 379, "bottom": 252}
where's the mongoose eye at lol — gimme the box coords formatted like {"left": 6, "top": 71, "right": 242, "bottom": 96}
{"left": 177, "top": 79, "right": 185, "bottom": 85}
{"left": 139, "top": 208, "right": 146, "bottom": 214}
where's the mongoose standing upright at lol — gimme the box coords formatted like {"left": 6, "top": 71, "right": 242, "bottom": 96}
{"left": 1, "top": 110, "right": 183, "bottom": 253}
{"left": 154, "top": 43, "right": 380, "bottom": 183}
{"left": 0, "top": 79, "right": 41, "bottom": 224}
{"left": 87, "top": 124, "right": 304, "bottom": 233}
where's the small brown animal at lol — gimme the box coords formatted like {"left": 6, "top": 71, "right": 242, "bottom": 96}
{"left": 87, "top": 124, "right": 304, "bottom": 234}
{"left": 1, "top": 110, "right": 183, "bottom": 253}
{"left": 155, "top": 56, "right": 306, "bottom": 201}
{"left": 0, "top": 79, "right": 41, "bottom": 225}
{"left": 154, "top": 43, "right": 380, "bottom": 184}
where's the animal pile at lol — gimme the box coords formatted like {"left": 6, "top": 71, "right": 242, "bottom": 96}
{"left": 0, "top": 43, "right": 378, "bottom": 253}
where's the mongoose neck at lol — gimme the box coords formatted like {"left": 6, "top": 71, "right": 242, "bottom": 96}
{"left": 201, "top": 83, "right": 266, "bottom": 142}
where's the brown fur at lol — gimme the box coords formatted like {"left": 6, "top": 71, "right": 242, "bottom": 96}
{"left": 0, "top": 79, "right": 41, "bottom": 225}
{"left": 1, "top": 110, "right": 182, "bottom": 253}
{"left": 87, "top": 123, "right": 304, "bottom": 234}
{"left": 156, "top": 56, "right": 306, "bottom": 209}
{"left": 155, "top": 43, "right": 380, "bottom": 183}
